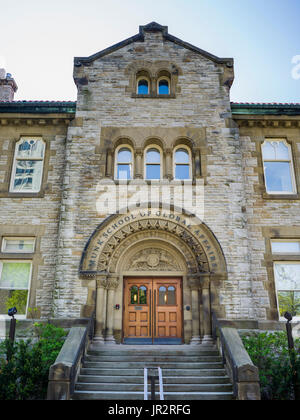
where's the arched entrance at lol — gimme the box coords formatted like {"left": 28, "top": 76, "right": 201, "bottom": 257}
{"left": 80, "top": 206, "right": 227, "bottom": 344}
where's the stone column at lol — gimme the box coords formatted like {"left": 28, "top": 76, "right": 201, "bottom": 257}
{"left": 189, "top": 276, "right": 201, "bottom": 345}
{"left": 165, "top": 148, "right": 173, "bottom": 180}
{"left": 105, "top": 149, "right": 113, "bottom": 178}
{"left": 105, "top": 276, "right": 119, "bottom": 343}
{"left": 94, "top": 276, "right": 107, "bottom": 342}
{"left": 194, "top": 148, "right": 201, "bottom": 178}
{"left": 134, "top": 149, "right": 143, "bottom": 179}
{"left": 201, "top": 279, "right": 213, "bottom": 345}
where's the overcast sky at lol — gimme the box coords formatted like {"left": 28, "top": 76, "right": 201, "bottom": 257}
{"left": 0, "top": 0, "right": 299, "bottom": 103}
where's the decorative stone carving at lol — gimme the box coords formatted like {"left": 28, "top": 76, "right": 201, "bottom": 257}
{"left": 106, "top": 276, "right": 119, "bottom": 290}
{"left": 126, "top": 248, "right": 180, "bottom": 271}
{"left": 80, "top": 208, "right": 227, "bottom": 279}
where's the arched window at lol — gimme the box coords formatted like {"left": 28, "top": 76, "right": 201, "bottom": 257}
{"left": 130, "top": 285, "right": 147, "bottom": 305}
{"left": 145, "top": 147, "right": 161, "bottom": 180}
{"left": 115, "top": 147, "right": 133, "bottom": 180}
{"left": 137, "top": 78, "right": 149, "bottom": 95}
{"left": 158, "top": 78, "right": 170, "bottom": 95}
{"left": 158, "top": 285, "right": 176, "bottom": 305}
{"left": 262, "top": 140, "right": 296, "bottom": 194}
{"left": 174, "top": 147, "right": 191, "bottom": 180}
{"left": 10, "top": 137, "right": 45, "bottom": 193}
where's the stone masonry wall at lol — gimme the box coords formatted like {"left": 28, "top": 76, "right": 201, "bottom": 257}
{"left": 0, "top": 119, "right": 70, "bottom": 318}
{"left": 53, "top": 29, "right": 254, "bottom": 320}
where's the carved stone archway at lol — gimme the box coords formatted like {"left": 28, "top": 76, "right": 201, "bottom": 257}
{"left": 80, "top": 206, "right": 227, "bottom": 344}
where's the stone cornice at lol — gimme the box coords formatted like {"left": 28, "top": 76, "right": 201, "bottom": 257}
{"left": 234, "top": 115, "right": 300, "bottom": 129}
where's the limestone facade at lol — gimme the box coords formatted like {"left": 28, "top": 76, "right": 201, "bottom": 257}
{"left": 0, "top": 23, "right": 299, "bottom": 343}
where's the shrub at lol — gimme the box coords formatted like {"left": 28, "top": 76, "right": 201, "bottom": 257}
{"left": 242, "top": 331, "right": 300, "bottom": 400}
{"left": 0, "top": 323, "right": 66, "bottom": 400}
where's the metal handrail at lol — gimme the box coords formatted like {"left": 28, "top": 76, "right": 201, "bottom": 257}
{"left": 158, "top": 367, "right": 164, "bottom": 401}
{"left": 144, "top": 367, "right": 164, "bottom": 400}
{"left": 144, "top": 368, "right": 148, "bottom": 400}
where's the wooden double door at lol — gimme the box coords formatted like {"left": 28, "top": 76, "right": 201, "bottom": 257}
{"left": 123, "top": 277, "right": 183, "bottom": 344}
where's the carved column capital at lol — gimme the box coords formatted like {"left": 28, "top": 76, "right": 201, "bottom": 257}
{"left": 96, "top": 275, "right": 108, "bottom": 289}
{"left": 187, "top": 275, "right": 201, "bottom": 290}
{"left": 107, "top": 275, "right": 120, "bottom": 290}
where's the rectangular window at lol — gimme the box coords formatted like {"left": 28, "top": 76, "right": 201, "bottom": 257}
{"left": 2, "top": 238, "right": 35, "bottom": 253}
{"left": 10, "top": 137, "right": 45, "bottom": 193}
{"left": 262, "top": 140, "right": 296, "bottom": 195}
{"left": 0, "top": 261, "right": 32, "bottom": 316}
{"left": 274, "top": 262, "right": 300, "bottom": 317}
{"left": 271, "top": 240, "right": 300, "bottom": 254}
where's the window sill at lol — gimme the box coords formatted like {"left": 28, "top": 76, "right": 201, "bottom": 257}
{"left": 262, "top": 193, "right": 300, "bottom": 200}
{"left": 0, "top": 253, "right": 34, "bottom": 259}
{"left": 131, "top": 93, "right": 176, "bottom": 99}
{"left": 0, "top": 191, "right": 45, "bottom": 199}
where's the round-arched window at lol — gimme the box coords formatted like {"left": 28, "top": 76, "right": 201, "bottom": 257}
{"left": 116, "top": 147, "right": 133, "bottom": 180}
{"left": 158, "top": 78, "right": 170, "bottom": 95}
{"left": 137, "top": 79, "right": 149, "bottom": 95}
{"left": 174, "top": 148, "right": 191, "bottom": 180}
{"left": 145, "top": 148, "right": 161, "bottom": 180}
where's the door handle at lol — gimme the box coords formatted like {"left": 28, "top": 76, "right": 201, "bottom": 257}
{"left": 153, "top": 289, "right": 156, "bottom": 340}
{"left": 149, "top": 289, "right": 152, "bottom": 338}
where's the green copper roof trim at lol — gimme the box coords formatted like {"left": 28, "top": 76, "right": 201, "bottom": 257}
{"left": 231, "top": 103, "right": 300, "bottom": 116}
{"left": 0, "top": 101, "right": 77, "bottom": 114}
{"left": 0, "top": 101, "right": 300, "bottom": 116}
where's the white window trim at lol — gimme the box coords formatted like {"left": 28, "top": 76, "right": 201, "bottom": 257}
{"left": 136, "top": 76, "right": 150, "bottom": 95}
{"left": 271, "top": 239, "right": 300, "bottom": 255}
{"left": 144, "top": 145, "right": 163, "bottom": 180}
{"left": 9, "top": 137, "right": 45, "bottom": 193}
{"left": 157, "top": 76, "right": 170, "bottom": 95}
{"left": 1, "top": 237, "right": 36, "bottom": 254}
{"left": 262, "top": 139, "right": 297, "bottom": 195}
{"left": 0, "top": 260, "right": 32, "bottom": 319}
{"left": 114, "top": 145, "right": 134, "bottom": 180}
{"left": 273, "top": 261, "right": 300, "bottom": 321}
{"left": 173, "top": 145, "right": 192, "bottom": 180}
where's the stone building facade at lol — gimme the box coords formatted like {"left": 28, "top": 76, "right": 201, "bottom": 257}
{"left": 0, "top": 22, "right": 299, "bottom": 343}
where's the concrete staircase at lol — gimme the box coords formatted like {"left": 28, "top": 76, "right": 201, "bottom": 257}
{"left": 72, "top": 344, "right": 234, "bottom": 400}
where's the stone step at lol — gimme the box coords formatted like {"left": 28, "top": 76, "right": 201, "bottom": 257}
{"left": 88, "top": 349, "right": 219, "bottom": 357}
{"left": 78, "top": 375, "right": 231, "bottom": 384}
{"left": 82, "top": 361, "right": 225, "bottom": 369}
{"left": 75, "top": 382, "right": 233, "bottom": 393}
{"left": 72, "top": 391, "right": 233, "bottom": 401}
{"left": 84, "top": 354, "right": 222, "bottom": 363}
{"left": 80, "top": 368, "right": 227, "bottom": 377}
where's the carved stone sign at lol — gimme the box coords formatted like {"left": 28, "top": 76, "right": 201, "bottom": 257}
{"left": 80, "top": 208, "right": 225, "bottom": 276}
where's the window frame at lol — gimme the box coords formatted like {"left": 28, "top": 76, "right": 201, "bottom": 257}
{"left": 261, "top": 139, "right": 297, "bottom": 195}
{"left": 273, "top": 261, "right": 300, "bottom": 320}
{"left": 144, "top": 145, "right": 163, "bottom": 180}
{"left": 0, "top": 259, "right": 33, "bottom": 319}
{"left": 173, "top": 145, "right": 192, "bottom": 180}
{"left": 157, "top": 76, "right": 170, "bottom": 95}
{"left": 9, "top": 137, "right": 46, "bottom": 194}
{"left": 271, "top": 239, "right": 300, "bottom": 255}
{"left": 136, "top": 76, "right": 150, "bottom": 96}
{"left": 114, "top": 145, "right": 134, "bottom": 181}
{"left": 1, "top": 237, "right": 36, "bottom": 254}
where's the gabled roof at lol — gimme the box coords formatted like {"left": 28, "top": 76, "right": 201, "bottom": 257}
{"left": 74, "top": 22, "right": 233, "bottom": 67}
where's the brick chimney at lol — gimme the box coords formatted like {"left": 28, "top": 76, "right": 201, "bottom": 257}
{"left": 0, "top": 69, "right": 18, "bottom": 101}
